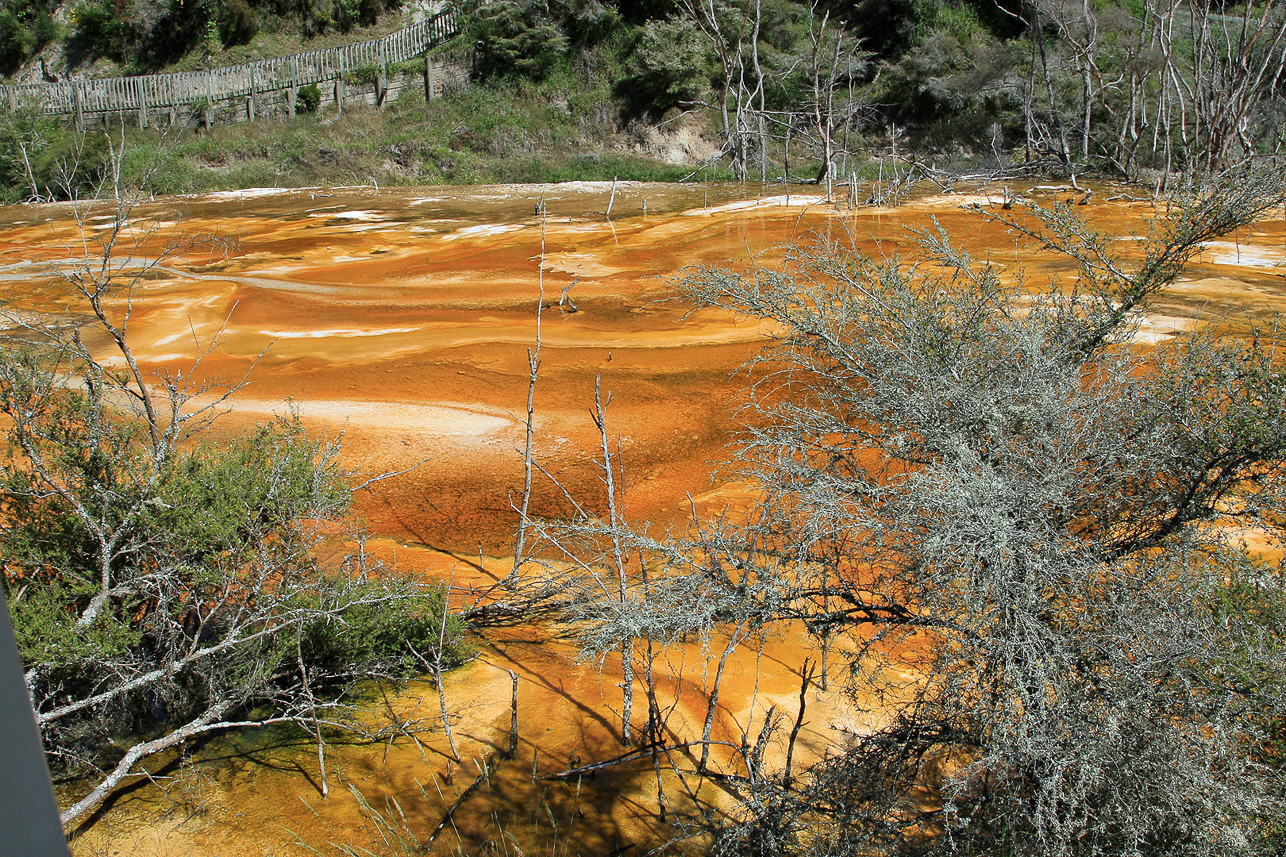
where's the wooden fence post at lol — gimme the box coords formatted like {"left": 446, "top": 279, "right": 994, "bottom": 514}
{"left": 288, "top": 56, "right": 298, "bottom": 118}
{"left": 73, "top": 80, "right": 83, "bottom": 132}
{"left": 248, "top": 66, "right": 257, "bottom": 122}
{"left": 203, "top": 70, "right": 213, "bottom": 129}
{"left": 335, "top": 52, "right": 345, "bottom": 116}
{"left": 377, "top": 42, "right": 387, "bottom": 107}
{"left": 425, "top": 55, "right": 436, "bottom": 101}
{"left": 136, "top": 77, "right": 148, "bottom": 129}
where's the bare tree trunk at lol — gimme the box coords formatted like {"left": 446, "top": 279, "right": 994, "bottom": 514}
{"left": 700, "top": 623, "right": 747, "bottom": 772}
{"left": 809, "top": 7, "right": 835, "bottom": 186}
{"left": 643, "top": 635, "right": 667, "bottom": 821}
{"left": 1031, "top": 7, "right": 1073, "bottom": 170}
{"left": 783, "top": 659, "right": 815, "bottom": 790}
{"left": 511, "top": 208, "right": 546, "bottom": 581}
{"left": 682, "top": 0, "right": 753, "bottom": 180}
{"left": 594, "top": 377, "right": 634, "bottom": 746}
{"left": 749, "top": 0, "right": 768, "bottom": 184}
{"left": 507, "top": 669, "right": 519, "bottom": 758}
{"left": 620, "top": 638, "right": 634, "bottom": 746}
{"left": 436, "top": 570, "right": 460, "bottom": 762}
{"left": 1078, "top": 0, "right": 1098, "bottom": 163}
{"left": 61, "top": 701, "right": 235, "bottom": 826}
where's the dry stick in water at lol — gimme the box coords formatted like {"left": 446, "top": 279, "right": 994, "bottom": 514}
{"left": 594, "top": 376, "right": 635, "bottom": 746}
{"left": 510, "top": 202, "right": 546, "bottom": 582}
{"left": 437, "top": 567, "right": 461, "bottom": 762}
{"left": 700, "top": 622, "right": 748, "bottom": 772}
{"left": 819, "top": 562, "right": 832, "bottom": 691}
{"left": 643, "top": 631, "right": 667, "bottom": 821}
{"left": 782, "top": 658, "right": 816, "bottom": 790}
{"left": 746, "top": 704, "right": 777, "bottom": 786}
{"left": 620, "top": 447, "right": 667, "bottom": 818}
{"left": 296, "top": 639, "right": 328, "bottom": 799}
{"left": 740, "top": 631, "right": 769, "bottom": 758}
{"left": 543, "top": 743, "right": 664, "bottom": 779}
{"left": 507, "top": 669, "right": 520, "bottom": 759}
{"left": 423, "top": 755, "right": 498, "bottom": 848}
{"left": 407, "top": 596, "right": 460, "bottom": 764}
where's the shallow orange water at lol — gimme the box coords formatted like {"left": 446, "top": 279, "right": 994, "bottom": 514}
{"left": 1, "top": 181, "right": 1284, "bottom": 855}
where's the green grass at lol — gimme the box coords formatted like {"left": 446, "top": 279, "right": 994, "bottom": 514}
{"left": 0, "top": 41, "right": 730, "bottom": 202}
{"left": 101, "top": 59, "right": 724, "bottom": 193}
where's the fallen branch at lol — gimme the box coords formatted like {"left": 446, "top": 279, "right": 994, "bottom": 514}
{"left": 542, "top": 738, "right": 746, "bottom": 781}
{"left": 421, "top": 755, "right": 498, "bottom": 850}
{"left": 542, "top": 742, "right": 662, "bottom": 780}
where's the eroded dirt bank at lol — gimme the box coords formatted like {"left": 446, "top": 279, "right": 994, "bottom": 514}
{"left": 1, "top": 181, "right": 1283, "bottom": 855}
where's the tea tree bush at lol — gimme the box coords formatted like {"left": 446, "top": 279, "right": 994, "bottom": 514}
{"left": 539, "top": 166, "right": 1286, "bottom": 855}
{"left": 687, "top": 168, "right": 1286, "bottom": 855}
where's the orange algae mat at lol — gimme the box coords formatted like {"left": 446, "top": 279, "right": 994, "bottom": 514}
{"left": 1, "top": 181, "right": 1284, "bottom": 855}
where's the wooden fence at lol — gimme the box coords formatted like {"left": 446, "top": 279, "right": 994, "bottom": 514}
{"left": 0, "top": 10, "right": 460, "bottom": 127}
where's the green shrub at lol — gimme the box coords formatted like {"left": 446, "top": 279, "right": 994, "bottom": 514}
{"left": 218, "top": 0, "right": 259, "bottom": 47}
{"left": 345, "top": 63, "right": 381, "bottom": 86}
{"left": 0, "top": 109, "right": 110, "bottom": 202}
{"left": 32, "top": 4, "right": 54, "bottom": 42}
{"left": 358, "top": 0, "right": 386, "bottom": 25}
{"left": 69, "top": 0, "right": 136, "bottom": 63}
{"left": 307, "top": 0, "right": 333, "bottom": 36}
{"left": 618, "top": 17, "right": 708, "bottom": 116}
{"left": 336, "top": 0, "right": 384, "bottom": 30}
{"left": 0, "top": 0, "right": 57, "bottom": 73}
{"left": 0, "top": 10, "right": 33, "bottom": 72}
{"left": 298, "top": 82, "right": 322, "bottom": 112}
{"left": 460, "top": 0, "right": 569, "bottom": 80}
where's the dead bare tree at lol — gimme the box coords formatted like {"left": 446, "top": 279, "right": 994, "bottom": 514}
{"left": 1019, "top": 0, "right": 1286, "bottom": 177}
{"left": 680, "top": 0, "right": 758, "bottom": 180}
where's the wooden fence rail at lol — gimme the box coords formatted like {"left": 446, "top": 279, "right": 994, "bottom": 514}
{"left": 0, "top": 10, "right": 459, "bottom": 125}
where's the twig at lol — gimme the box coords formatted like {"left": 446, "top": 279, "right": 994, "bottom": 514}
{"left": 421, "top": 755, "right": 497, "bottom": 849}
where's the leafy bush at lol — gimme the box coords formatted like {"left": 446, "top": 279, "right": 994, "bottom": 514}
{"left": 218, "top": 0, "right": 259, "bottom": 46}
{"left": 68, "top": 0, "right": 137, "bottom": 63}
{"left": 661, "top": 168, "right": 1286, "bottom": 857}
{"left": 0, "top": 194, "right": 469, "bottom": 824}
{"left": 298, "top": 82, "right": 322, "bottom": 112}
{"left": 336, "top": 0, "right": 385, "bottom": 30}
{"left": 0, "top": 0, "right": 57, "bottom": 73}
{"left": 618, "top": 16, "right": 708, "bottom": 116}
{"left": 0, "top": 109, "right": 111, "bottom": 202}
{"left": 345, "top": 62, "right": 381, "bottom": 85}
{"left": 459, "top": 0, "right": 570, "bottom": 80}
{"left": 131, "top": 0, "right": 211, "bottom": 71}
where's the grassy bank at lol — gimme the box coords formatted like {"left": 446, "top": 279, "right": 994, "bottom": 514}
{"left": 0, "top": 64, "right": 731, "bottom": 202}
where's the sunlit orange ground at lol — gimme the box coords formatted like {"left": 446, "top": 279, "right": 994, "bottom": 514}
{"left": 1, "top": 181, "right": 1283, "bottom": 855}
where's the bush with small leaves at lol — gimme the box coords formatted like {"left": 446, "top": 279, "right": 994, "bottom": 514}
{"left": 298, "top": 82, "right": 322, "bottom": 112}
